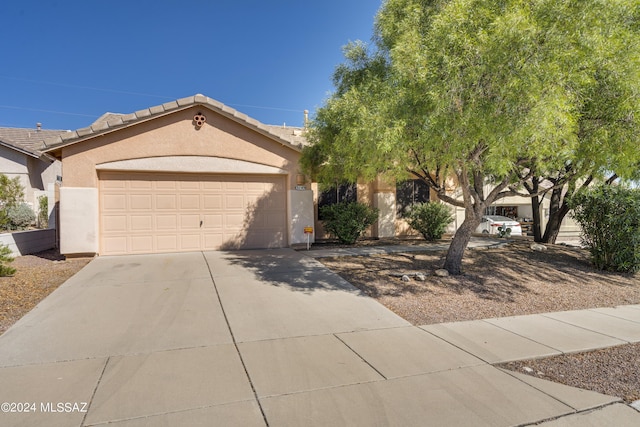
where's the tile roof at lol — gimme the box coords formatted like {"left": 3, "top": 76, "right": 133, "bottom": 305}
{"left": 264, "top": 124, "right": 308, "bottom": 147}
{"left": 0, "top": 127, "right": 70, "bottom": 158}
{"left": 42, "top": 94, "right": 309, "bottom": 155}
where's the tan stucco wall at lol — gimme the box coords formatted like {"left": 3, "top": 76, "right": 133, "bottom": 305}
{"left": 61, "top": 106, "right": 301, "bottom": 189}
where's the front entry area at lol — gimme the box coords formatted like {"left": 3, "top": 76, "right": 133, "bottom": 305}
{"left": 99, "top": 171, "right": 287, "bottom": 255}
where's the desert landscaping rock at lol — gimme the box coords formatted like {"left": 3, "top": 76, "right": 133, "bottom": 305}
{"left": 434, "top": 269, "right": 449, "bottom": 277}
{"left": 415, "top": 273, "right": 426, "bottom": 281}
{"left": 401, "top": 275, "right": 411, "bottom": 282}
{"left": 531, "top": 243, "right": 548, "bottom": 252}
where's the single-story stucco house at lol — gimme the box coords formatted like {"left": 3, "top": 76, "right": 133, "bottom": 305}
{"left": 41, "top": 95, "right": 315, "bottom": 256}
{"left": 40, "top": 94, "right": 578, "bottom": 257}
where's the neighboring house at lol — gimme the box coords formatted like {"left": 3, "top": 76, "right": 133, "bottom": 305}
{"left": 42, "top": 94, "right": 314, "bottom": 256}
{"left": 458, "top": 187, "right": 581, "bottom": 240}
{"left": 0, "top": 125, "right": 65, "bottom": 211}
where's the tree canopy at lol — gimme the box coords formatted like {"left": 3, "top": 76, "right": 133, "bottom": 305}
{"left": 302, "top": 0, "right": 640, "bottom": 274}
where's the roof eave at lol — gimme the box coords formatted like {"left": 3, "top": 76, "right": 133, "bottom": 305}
{"left": 42, "top": 95, "right": 304, "bottom": 157}
{"left": 0, "top": 140, "right": 41, "bottom": 159}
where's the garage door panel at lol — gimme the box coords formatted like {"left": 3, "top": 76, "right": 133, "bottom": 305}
{"left": 131, "top": 215, "right": 153, "bottom": 231}
{"left": 264, "top": 212, "right": 287, "bottom": 228}
{"left": 179, "top": 181, "right": 200, "bottom": 190}
{"left": 180, "top": 214, "right": 201, "bottom": 229}
{"left": 156, "top": 215, "right": 178, "bottom": 230}
{"left": 225, "top": 195, "right": 245, "bottom": 209}
{"left": 102, "top": 215, "right": 127, "bottom": 232}
{"left": 203, "top": 181, "right": 223, "bottom": 190}
{"left": 179, "top": 194, "right": 200, "bottom": 210}
{"left": 225, "top": 213, "right": 245, "bottom": 229}
{"left": 100, "top": 172, "right": 287, "bottom": 255}
{"left": 203, "top": 195, "right": 222, "bottom": 209}
{"left": 156, "top": 235, "right": 178, "bottom": 252}
{"left": 225, "top": 182, "right": 244, "bottom": 191}
{"left": 262, "top": 198, "right": 284, "bottom": 210}
{"left": 156, "top": 194, "right": 177, "bottom": 210}
{"left": 130, "top": 194, "right": 152, "bottom": 210}
{"left": 130, "top": 180, "right": 152, "bottom": 190}
{"left": 131, "top": 236, "right": 153, "bottom": 253}
{"left": 245, "top": 195, "right": 261, "bottom": 207}
{"left": 180, "top": 234, "right": 201, "bottom": 250}
{"left": 103, "top": 194, "right": 126, "bottom": 210}
{"left": 203, "top": 234, "right": 223, "bottom": 249}
{"left": 246, "top": 182, "right": 266, "bottom": 191}
{"left": 103, "top": 236, "right": 128, "bottom": 254}
{"left": 102, "top": 180, "right": 126, "bottom": 189}
{"left": 156, "top": 181, "right": 177, "bottom": 190}
{"left": 203, "top": 214, "right": 223, "bottom": 229}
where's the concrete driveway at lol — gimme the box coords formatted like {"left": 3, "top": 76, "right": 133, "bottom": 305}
{"left": 0, "top": 249, "right": 638, "bottom": 426}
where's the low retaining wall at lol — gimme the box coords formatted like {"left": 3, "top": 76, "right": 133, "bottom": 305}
{"left": 0, "top": 229, "right": 56, "bottom": 256}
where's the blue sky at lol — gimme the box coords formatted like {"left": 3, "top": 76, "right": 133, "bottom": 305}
{"left": 0, "top": 1, "right": 382, "bottom": 130}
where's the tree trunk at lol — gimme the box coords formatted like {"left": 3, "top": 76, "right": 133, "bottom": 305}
{"left": 542, "top": 205, "right": 570, "bottom": 243}
{"left": 529, "top": 177, "right": 543, "bottom": 242}
{"left": 531, "top": 195, "right": 543, "bottom": 242}
{"left": 443, "top": 215, "right": 481, "bottom": 275}
{"left": 541, "top": 186, "right": 570, "bottom": 244}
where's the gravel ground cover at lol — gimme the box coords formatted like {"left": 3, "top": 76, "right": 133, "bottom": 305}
{"left": 0, "top": 250, "right": 91, "bottom": 335}
{"left": 317, "top": 240, "right": 640, "bottom": 325}
{"left": 315, "top": 238, "right": 640, "bottom": 404}
{"left": 497, "top": 343, "right": 640, "bottom": 403}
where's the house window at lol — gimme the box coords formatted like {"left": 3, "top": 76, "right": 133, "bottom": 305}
{"left": 396, "top": 179, "right": 430, "bottom": 217}
{"left": 485, "top": 206, "right": 518, "bottom": 219}
{"left": 318, "top": 183, "right": 357, "bottom": 220}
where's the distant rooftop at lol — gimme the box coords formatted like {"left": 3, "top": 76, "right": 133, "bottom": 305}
{"left": 0, "top": 125, "right": 70, "bottom": 157}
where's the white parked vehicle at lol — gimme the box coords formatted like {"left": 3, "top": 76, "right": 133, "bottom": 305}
{"left": 476, "top": 215, "right": 523, "bottom": 236}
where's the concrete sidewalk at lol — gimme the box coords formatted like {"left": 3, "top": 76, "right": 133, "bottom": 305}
{"left": 0, "top": 249, "right": 638, "bottom": 426}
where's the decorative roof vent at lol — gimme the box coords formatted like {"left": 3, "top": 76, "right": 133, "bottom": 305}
{"left": 193, "top": 112, "right": 206, "bottom": 129}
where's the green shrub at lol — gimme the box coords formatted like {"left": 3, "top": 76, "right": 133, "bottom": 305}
{"left": 0, "top": 174, "right": 26, "bottom": 231}
{"left": 406, "top": 202, "right": 454, "bottom": 241}
{"left": 0, "top": 243, "right": 15, "bottom": 276}
{"left": 0, "top": 210, "right": 9, "bottom": 231}
{"left": 38, "top": 195, "right": 48, "bottom": 228}
{"left": 320, "top": 201, "right": 379, "bottom": 244}
{"left": 570, "top": 185, "right": 640, "bottom": 273}
{"left": 0, "top": 175, "right": 24, "bottom": 209}
{"left": 6, "top": 203, "right": 35, "bottom": 230}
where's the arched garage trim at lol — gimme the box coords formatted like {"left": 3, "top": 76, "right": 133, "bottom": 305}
{"left": 96, "top": 156, "right": 288, "bottom": 175}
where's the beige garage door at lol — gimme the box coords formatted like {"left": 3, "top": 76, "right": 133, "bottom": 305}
{"left": 99, "top": 171, "right": 287, "bottom": 255}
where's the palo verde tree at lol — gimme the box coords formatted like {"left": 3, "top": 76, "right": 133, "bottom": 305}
{"left": 522, "top": 5, "right": 640, "bottom": 244}
{"left": 302, "top": 0, "right": 640, "bottom": 274}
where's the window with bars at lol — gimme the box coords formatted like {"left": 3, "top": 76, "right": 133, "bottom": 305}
{"left": 318, "top": 183, "right": 358, "bottom": 220}
{"left": 396, "top": 179, "right": 430, "bottom": 217}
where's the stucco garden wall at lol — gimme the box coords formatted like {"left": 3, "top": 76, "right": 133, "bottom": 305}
{"left": 0, "top": 229, "right": 56, "bottom": 256}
